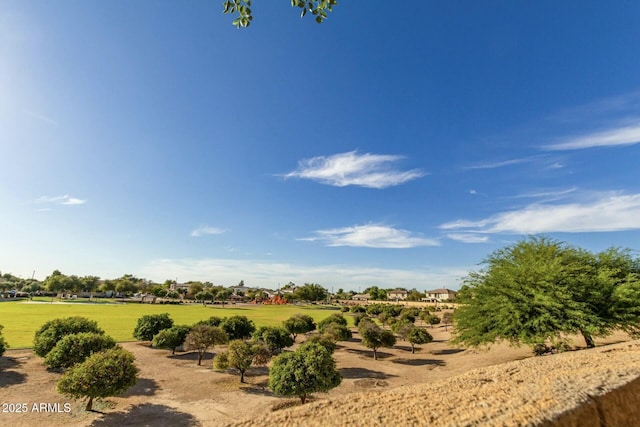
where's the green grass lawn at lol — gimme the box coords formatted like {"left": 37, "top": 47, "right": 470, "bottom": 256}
{"left": 0, "top": 300, "right": 343, "bottom": 349}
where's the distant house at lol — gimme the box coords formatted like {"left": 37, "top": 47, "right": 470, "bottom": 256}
{"left": 230, "top": 285, "right": 252, "bottom": 295}
{"left": 388, "top": 289, "right": 408, "bottom": 301}
{"left": 141, "top": 294, "right": 157, "bottom": 304}
{"left": 352, "top": 293, "right": 370, "bottom": 302}
{"left": 170, "top": 283, "right": 190, "bottom": 292}
{"left": 423, "top": 288, "right": 457, "bottom": 302}
{"left": 227, "top": 293, "right": 246, "bottom": 303}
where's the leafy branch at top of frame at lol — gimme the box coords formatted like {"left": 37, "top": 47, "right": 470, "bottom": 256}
{"left": 222, "top": 0, "right": 338, "bottom": 29}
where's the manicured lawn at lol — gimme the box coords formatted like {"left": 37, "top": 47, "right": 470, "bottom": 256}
{"left": 0, "top": 300, "right": 342, "bottom": 348}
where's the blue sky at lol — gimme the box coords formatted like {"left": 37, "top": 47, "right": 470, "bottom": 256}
{"left": 2, "top": 1, "right": 640, "bottom": 291}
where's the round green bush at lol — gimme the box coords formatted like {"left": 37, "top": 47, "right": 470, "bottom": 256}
{"left": 34, "top": 317, "right": 104, "bottom": 358}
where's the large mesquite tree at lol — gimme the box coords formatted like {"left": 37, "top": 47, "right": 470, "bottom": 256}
{"left": 453, "top": 236, "right": 640, "bottom": 351}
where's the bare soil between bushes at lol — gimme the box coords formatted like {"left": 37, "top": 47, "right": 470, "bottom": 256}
{"left": 0, "top": 326, "right": 633, "bottom": 427}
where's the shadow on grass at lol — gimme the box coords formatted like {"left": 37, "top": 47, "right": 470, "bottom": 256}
{"left": 90, "top": 403, "right": 201, "bottom": 427}
{"left": 339, "top": 367, "right": 397, "bottom": 380}
{"left": 391, "top": 358, "right": 446, "bottom": 367}
{"left": 122, "top": 378, "right": 160, "bottom": 397}
{"left": 430, "top": 348, "right": 465, "bottom": 355}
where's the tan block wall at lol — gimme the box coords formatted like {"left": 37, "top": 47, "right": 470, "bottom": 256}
{"left": 546, "top": 375, "right": 640, "bottom": 427}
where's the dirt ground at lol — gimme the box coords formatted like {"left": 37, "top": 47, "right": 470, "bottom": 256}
{"left": 0, "top": 324, "right": 632, "bottom": 427}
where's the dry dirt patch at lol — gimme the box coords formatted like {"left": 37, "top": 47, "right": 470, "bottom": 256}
{"left": 0, "top": 327, "right": 632, "bottom": 426}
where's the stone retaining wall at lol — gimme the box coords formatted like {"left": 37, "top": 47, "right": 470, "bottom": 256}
{"left": 546, "top": 374, "right": 640, "bottom": 426}
{"left": 233, "top": 340, "right": 640, "bottom": 427}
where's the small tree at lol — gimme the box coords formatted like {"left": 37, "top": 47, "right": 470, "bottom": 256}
{"left": 220, "top": 315, "right": 255, "bottom": 340}
{"left": 429, "top": 315, "right": 441, "bottom": 328}
{"left": 213, "top": 340, "right": 271, "bottom": 383}
{"left": 365, "top": 304, "right": 384, "bottom": 316}
{"left": 152, "top": 325, "right": 192, "bottom": 354}
{"left": 252, "top": 326, "right": 294, "bottom": 353}
{"left": 34, "top": 317, "right": 104, "bottom": 358}
{"left": 293, "top": 283, "right": 328, "bottom": 302}
{"left": 268, "top": 342, "right": 341, "bottom": 404}
{"left": 133, "top": 313, "right": 174, "bottom": 343}
{"left": 194, "top": 316, "right": 223, "bottom": 327}
{"left": 184, "top": 325, "right": 228, "bottom": 365}
{"left": 165, "top": 290, "right": 180, "bottom": 300}
{"left": 283, "top": 314, "right": 316, "bottom": 341}
{"left": 422, "top": 313, "right": 441, "bottom": 328}
{"left": 406, "top": 327, "right": 433, "bottom": 353}
{"left": 378, "top": 312, "right": 390, "bottom": 328}
{"left": 216, "top": 289, "right": 232, "bottom": 307}
{"left": 45, "top": 332, "right": 116, "bottom": 369}
{"left": 392, "top": 320, "right": 415, "bottom": 341}
{"left": 382, "top": 305, "right": 403, "bottom": 317}
{"left": 359, "top": 322, "right": 396, "bottom": 360}
{"left": 305, "top": 334, "right": 337, "bottom": 353}
{"left": 195, "top": 291, "right": 213, "bottom": 306}
{"left": 352, "top": 313, "right": 369, "bottom": 327}
{"left": 0, "top": 325, "right": 7, "bottom": 357}
{"left": 57, "top": 346, "right": 138, "bottom": 411}
{"left": 442, "top": 312, "right": 454, "bottom": 331}
{"left": 317, "top": 313, "right": 347, "bottom": 332}
{"left": 399, "top": 307, "right": 421, "bottom": 323}
{"left": 322, "top": 322, "right": 352, "bottom": 342}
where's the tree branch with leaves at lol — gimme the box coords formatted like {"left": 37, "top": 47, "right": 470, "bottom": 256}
{"left": 222, "top": 0, "right": 338, "bottom": 28}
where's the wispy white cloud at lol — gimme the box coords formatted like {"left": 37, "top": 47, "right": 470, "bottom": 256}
{"left": 509, "top": 187, "right": 577, "bottom": 200}
{"left": 300, "top": 224, "right": 440, "bottom": 248}
{"left": 469, "top": 189, "right": 488, "bottom": 197}
{"left": 140, "top": 257, "right": 468, "bottom": 290}
{"left": 463, "top": 156, "right": 538, "bottom": 170}
{"left": 190, "top": 226, "right": 226, "bottom": 237}
{"left": 283, "top": 150, "right": 425, "bottom": 189}
{"left": 547, "top": 91, "right": 640, "bottom": 125}
{"left": 447, "top": 233, "right": 489, "bottom": 243}
{"left": 548, "top": 162, "right": 565, "bottom": 169}
{"left": 440, "top": 192, "right": 640, "bottom": 234}
{"left": 23, "top": 110, "right": 59, "bottom": 126}
{"left": 36, "top": 195, "right": 86, "bottom": 206}
{"left": 62, "top": 197, "right": 86, "bottom": 205}
{"left": 544, "top": 124, "right": 640, "bottom": 151}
